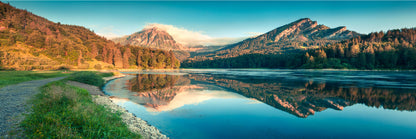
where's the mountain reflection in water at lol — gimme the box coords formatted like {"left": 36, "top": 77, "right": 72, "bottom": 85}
{"left": 119, "top": 73, "right": 416, "bottom": 118}
{"left": 118, "top": 74, "right": 245, "bottom": 112}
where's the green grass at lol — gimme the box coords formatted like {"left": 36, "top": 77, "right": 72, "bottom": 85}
{"left": 0, "top": 70, "right": 114, "bottom": 89}
{"left": 96, "top": 72, "right": 114, "bottom": 78}
{"left": 0, "top": 71, "right": 70, "bottom": 88}
{"left": 21, "top": 81, "right": 141, "bottom": 138}
{"left": 67, "top": 71, "right": 106, "bottom": 87}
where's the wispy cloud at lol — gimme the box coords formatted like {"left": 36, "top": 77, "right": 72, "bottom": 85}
{"left": 95, "top": 25, "right": 123, "bottom": 39}
{"left": 144, "top": 23, "right": 246, "bottom": 47}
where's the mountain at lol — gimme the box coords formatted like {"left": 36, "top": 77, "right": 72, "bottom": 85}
{"left": 256, "top": 18, "right": 358, "bottom": 42}
{"left": 112, "top": 27, "right": 193, "bottom": 61}
{"left": 112, "top": 27, "right": 182, "bottom": 50}
{"left": 182, "top": 27, "right": 416, "bottom": 69}
{"left": 0, "top": 2, "right": 179, "bottom": 70}
{"left": 183, "top": 18, "right": 416, "bottom": 70}
{"left": 189, "top": 18, "right": 359, "bottom": 60}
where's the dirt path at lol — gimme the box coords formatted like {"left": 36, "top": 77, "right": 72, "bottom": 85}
{"left": 0, "top": 77, "right": 66, "bottom": 138}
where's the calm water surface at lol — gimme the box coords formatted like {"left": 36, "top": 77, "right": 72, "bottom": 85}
{"left": 104, "top": 69, "right": 416, "bottom": 139}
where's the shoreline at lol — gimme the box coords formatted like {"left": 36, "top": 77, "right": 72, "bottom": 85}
{"left": 102, "top": 73, "right": 126, "bottom": 83}
{"left": 68, "top": 74, "right": 169, "bottom": 139}
{"left": 104, "top": 68, "right": 416, "bottom": 73}
{"left": 92, "top": 95, "right": 168, "bottom": 139}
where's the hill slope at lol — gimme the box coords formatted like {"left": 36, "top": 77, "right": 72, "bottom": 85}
{"left": 0, "top": 2, "right": 179, "bottom": 70}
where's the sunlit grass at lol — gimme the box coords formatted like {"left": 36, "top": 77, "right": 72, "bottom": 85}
{"left": 21, "top": 81, "right": 141, "bottom": 138}
{"left": 0, "top": 71, "right": 70, "bottom": 88}
{"left": 66, "top": 71, "right": 113, "bottom": 87}
{"left": 96, "top": 72, "right": 115, "bottom": 78}
{"left": 0, "top": 70, "right": 115, "bottom": 89}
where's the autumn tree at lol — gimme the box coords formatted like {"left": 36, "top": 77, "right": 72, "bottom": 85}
{"left": 113, "top": 49, "right": 123, "bottom": 68}
{"left": 77, "top": 50, "right": 82, "bottom": 66}
{"left": 90, "top": 43, "right": 98, "bottom": 59}
{"left": 122, "top": 48, "right": 131, "bottom": 69}
{"left": 136, "top": 49, "right": 141, "bottom": 68}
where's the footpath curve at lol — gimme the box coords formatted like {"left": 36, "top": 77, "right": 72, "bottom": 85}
{"left": 0, "top": 77, "right": 66, "bottom": 138}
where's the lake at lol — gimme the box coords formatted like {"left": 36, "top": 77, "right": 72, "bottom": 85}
{"left": 103, "top": 69, "right": 416, "bottom": 139}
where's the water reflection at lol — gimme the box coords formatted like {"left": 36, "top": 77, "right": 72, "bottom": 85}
{"left": 120, "top": 74, "right": 245, "bottom": 112}
{"left": 121, "top": 73, "right": 416, "bottom": 118}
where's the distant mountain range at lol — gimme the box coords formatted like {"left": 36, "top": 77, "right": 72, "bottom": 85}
{"left": 112, "top": 26, "right": 227, "bottom": 61}
{"left": 256, "top": 18, "right": 358, "bottom": 42}
{"left": 114, "top": 18, "right": 360, "bottom": 61}
{"left": 183, "top": 27, "right": 416, "bottom": 69}
{"left": 190, "top": 18, "right": 360, "bottom": 59}
{"left": 183, "top": 19, "right": 416, "bottom": 69}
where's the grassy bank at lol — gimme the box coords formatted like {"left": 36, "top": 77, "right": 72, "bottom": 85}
{"left": 0, "top": 71, "right": 70, "bottom": 88}
{"left": 66, "top": 71, "right": 110, "bottom": 87}
{"left": 21, "top": 72, "right": 140, "bottom": 138}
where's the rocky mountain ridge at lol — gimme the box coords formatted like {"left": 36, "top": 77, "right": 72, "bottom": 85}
{"left": 113, "top": 27, "right": 183, "bottom": 50}
{"left": 264, "top": 18, "right": 358, "bottom": 42}
{"left": 189, "top": 18, "right": 360, "bottom": 60}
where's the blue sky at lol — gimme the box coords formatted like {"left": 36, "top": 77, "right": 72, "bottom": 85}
{"left": 5, "top": 1, "right": 416, "bottom": 41}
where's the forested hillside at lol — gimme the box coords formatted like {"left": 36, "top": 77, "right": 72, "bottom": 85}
{"left": 182, "top": 28, "right": 416, "bottom": 69}
{"left": 0, "top": 2, "right": 179, "bottom": 70}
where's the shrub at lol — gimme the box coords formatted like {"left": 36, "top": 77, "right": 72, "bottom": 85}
{"left": 57, "top": 66, "right": 70, "bottom": 71}
{"left": 94, "top": 64, "right": 102, "bottom": 70}
{"left": 96, "top": 72, "right": 114, "bottom": 78}
{"left": 68, "top": 71, "right": 105, "bottom": 87}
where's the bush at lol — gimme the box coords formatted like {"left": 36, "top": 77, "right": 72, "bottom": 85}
{"left": 94, "top": 64, "right": 102, "bottom": 70}
{"left": 57, "top": 66, "right": 70, "bottom": 71}
{"left": 96, "top": 72, "right": 114, "bottom": 77}
{"left": 68, "top": 71, "right": 105, "bottom": 87}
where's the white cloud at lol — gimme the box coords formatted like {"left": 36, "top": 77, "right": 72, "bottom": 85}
{"left": 98, "top": 32, "right": 121, "bottom": 39}
{"left": 144, "top": 23, "right": 246, "bottom": 47}
{"left": 95, "top": 25, "right": 123, "bottom": 39}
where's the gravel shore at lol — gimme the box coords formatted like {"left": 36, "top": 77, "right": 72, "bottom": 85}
{"left": 92, "top": 95, "right": 168, "bottom": 139}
